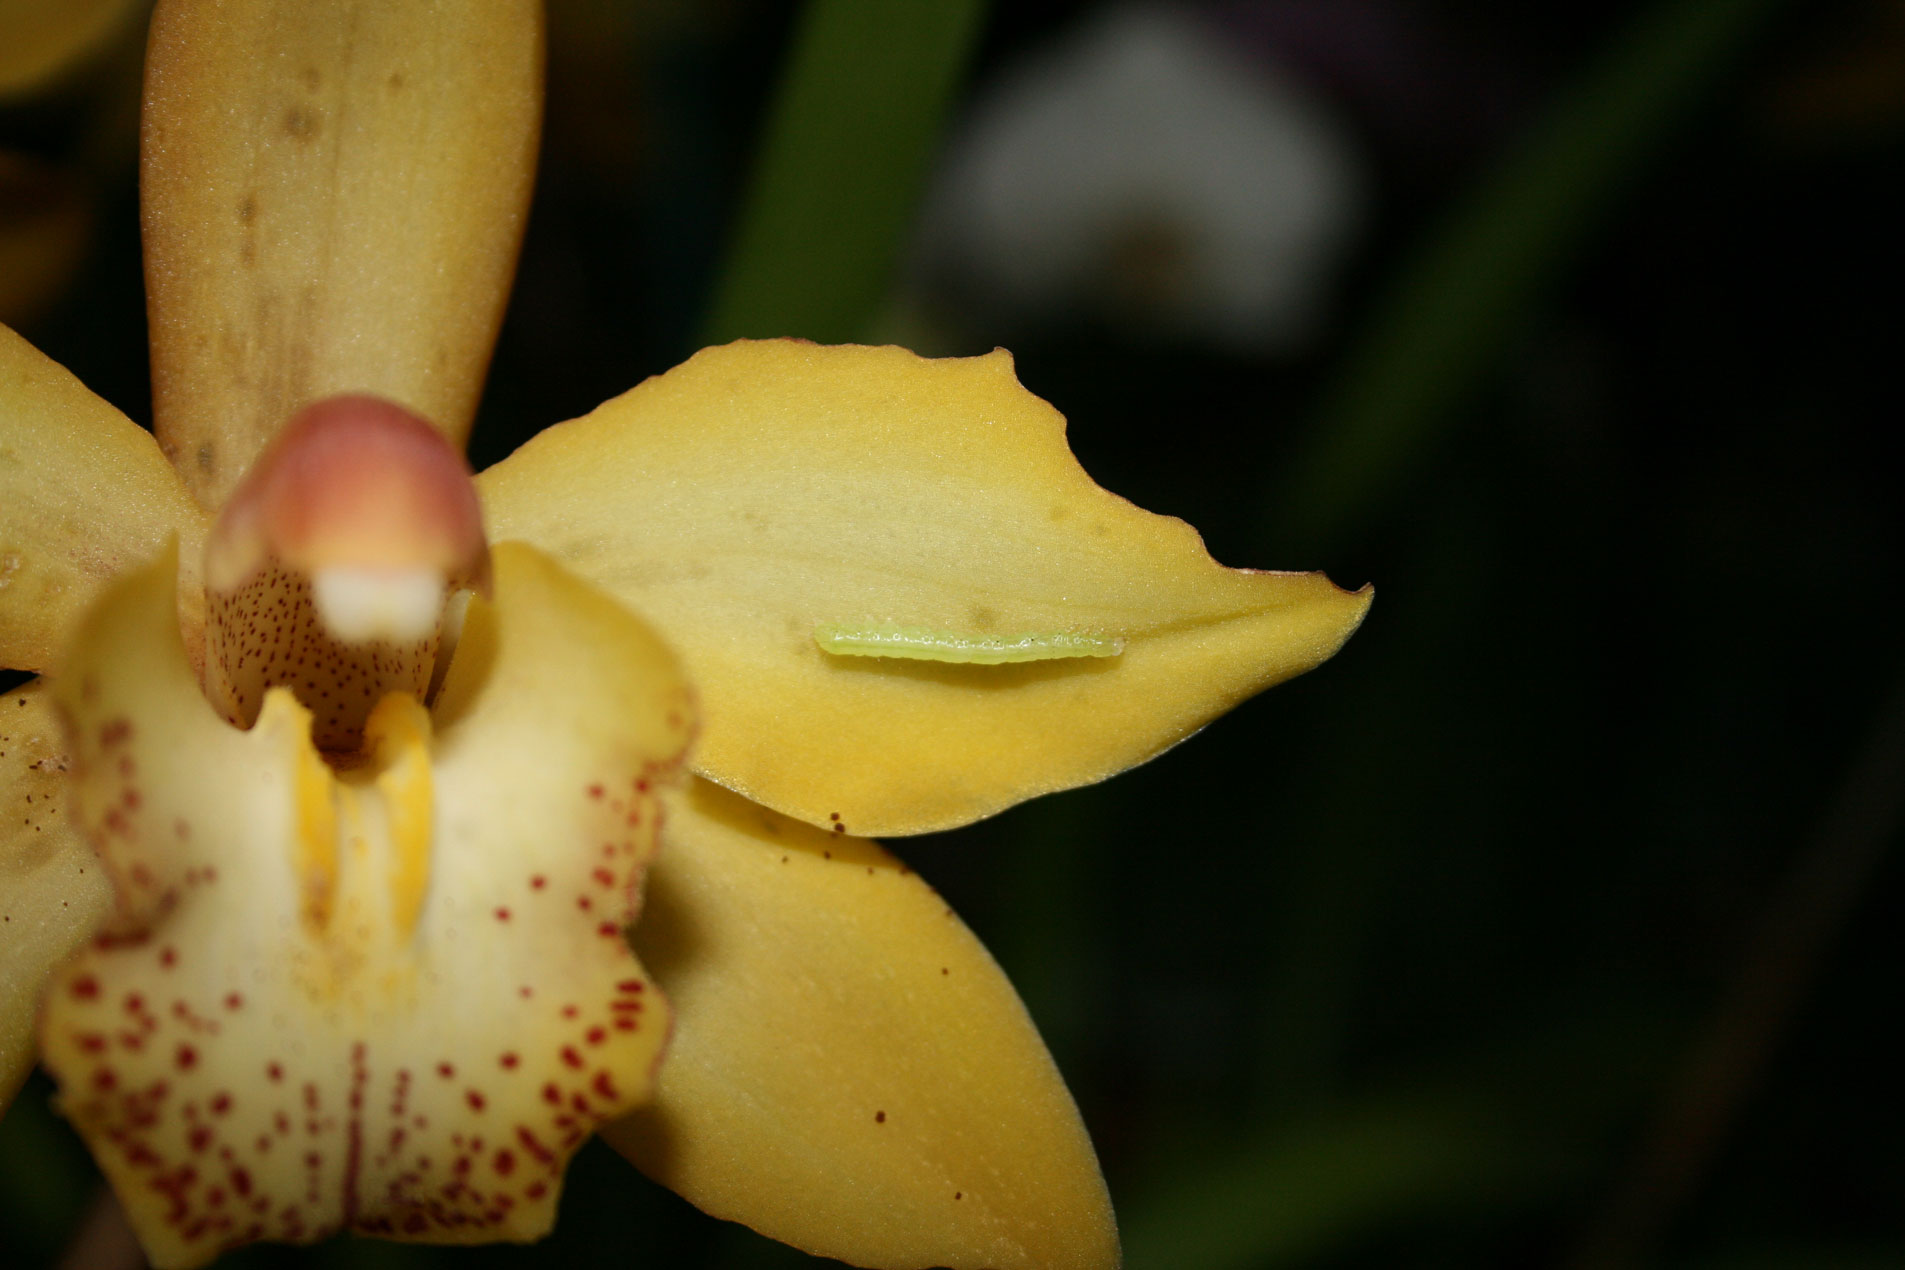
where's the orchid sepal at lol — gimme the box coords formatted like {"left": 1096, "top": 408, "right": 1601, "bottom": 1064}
{"left": 481, "top": 338, "right": 1370, "bottom": 837}
{"left": 604, "top": 778, "right": 1120, "bottom": 1270}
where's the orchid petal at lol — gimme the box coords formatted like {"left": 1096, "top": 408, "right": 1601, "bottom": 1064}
{"left": 39, "top": 542, "right": 692, "bottom": 1267}
{"left": 0, "top": 324, "right": 207, "bottom": 673}
{"left": 481, "top": 339, "right": 1370, "bottom": 835}
{"left": 0, "top": 678, "right": 113, "bottom": 1115}
{"left": 602, "top": 778, "right": 1118, "bottom": 1270}
{"left": 141, "top": 0, "right": 542, "bottom": 507}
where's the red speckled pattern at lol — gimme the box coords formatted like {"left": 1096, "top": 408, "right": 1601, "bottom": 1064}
{"left": 205, "top": 561, "right": 439, "bottom": 750}
{"left": 41, "top": 544, "right": 693, "bottom": 1268}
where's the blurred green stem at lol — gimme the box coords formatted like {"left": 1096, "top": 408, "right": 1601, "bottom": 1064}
{"left": 1268, "top": 0, "right": 1784, "bottom": 553}
{"left": 699, "top": 0, "right": 986, "bottom": 345}
{"left": 1568, "top": 669, "right": 1905, "bottom": 1270}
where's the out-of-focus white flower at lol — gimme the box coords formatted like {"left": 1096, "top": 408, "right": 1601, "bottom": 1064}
{"left": 911, "top": 2, "right": 1364, "bottom": 353}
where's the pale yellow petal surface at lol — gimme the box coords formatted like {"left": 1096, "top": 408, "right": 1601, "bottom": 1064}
{"left": 0, "top": 0, "right": 141, "bottom": 96}
{"left": 602, "top": 779, "right": 1119, "bottom": 1270}
{"left": 0, "top": 679, "right": 112, "bottom": 1115}
{"left": 481, "top": 340, "right": 1371, "bottom": 835}
{"left": 142, "top": 0, "right": 543, "bottom": 507}
{"left": 40, "top": 543, "right": 692, "bottom": 1267}
{"left": 0, "top": 323, "right": 207, "bottom": 672}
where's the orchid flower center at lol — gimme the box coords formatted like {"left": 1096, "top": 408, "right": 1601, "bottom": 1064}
{"left": 41, "top": 394, "right": 691, "bottom": 1264}
{"left": 201, "top": 396, "right": 490, "bottom": 754}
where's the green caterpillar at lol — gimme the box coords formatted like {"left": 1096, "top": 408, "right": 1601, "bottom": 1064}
{"left": 814, "top": 624, "right": 1124, "bottom": 665}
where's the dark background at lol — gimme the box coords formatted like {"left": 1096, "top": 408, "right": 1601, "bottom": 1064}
{"left": 3, "top": 1, "right": 1901, "bottom": 1266}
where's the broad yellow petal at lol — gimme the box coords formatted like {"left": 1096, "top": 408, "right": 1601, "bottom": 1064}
{"left": 0, "top": 323, "right": 207, "bottom": 673}
{"left": 0, "top": 0, "right": 141, "bottom": 96}
{"left": 602, "top": 779, "right": 1118, "bottom": 1270}
{"left": 0, "top": 678, "right": 113, "bottom": 1115}
{"left": 481, "top": 340, "right": 1370, "bottom": 835}
{"left": 40, "top": 542, "right": 692, "bottom": 1267}
{"left": 142, "top": 0, "right": 542, "bottom": 507}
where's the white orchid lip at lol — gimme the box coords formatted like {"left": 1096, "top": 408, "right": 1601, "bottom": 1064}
{"left": 202, "top": 395, "right": 492, "bottom": 750}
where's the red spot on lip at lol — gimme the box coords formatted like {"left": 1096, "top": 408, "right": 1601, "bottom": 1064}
{"left": 494, "top": 907, "right": 511, "bottom": 922}
{"left": 159, "top": 946, "right": 178, "bottom": 968}
{"left": 541, "top": 1083, "right": 561, "bottom": 1105}
{"left": 223, "top": 992, "right": 243, "bottom": 1010}
{"left": 466, "top": 1090, "right": 486, "bottom": 1111}
{"left": 176, "top": 1044, "right": 199, "bottom": 1070}
{"left": 189, "top": 1126, "right": 213, "bottom": 1152}
{"left": 266, "top": 1062, "right": 283, "bottom": 1082}
{"left": 492, "top": 1149, "right": 516, "bottom": 1175}
{"left": 592, "top": 867, "right": 614, "bottom": 887}
{"left": 587, "top": 784, "right": 604, "bottom": 799}
{"left": 596, "top": 922, "right": 620, "bottom": 939}
{"left": 585, "top": 1026, "right": 606, "bottom": 1046}
{"left": 77, "top": 1032, "right": 106, "bottom": 1053}
{"left": 211, "top": 1093, "right": 232, "bottom": 1115}
{"left": 500, "top": 1053, "right": 519, "bottom": 1070}
{"left": 123, "top": 992, "right": 144, "bottom": 1013}
{"left": 91, "top": 1068, "right": 117, "bottom": 1091}
{"left": 530, "top": 875, "right": 546, "bottom": 890}
{"left": 437, "top": 1062, "right": 455, "bottom": 1079}
{"left": 616, "top": 979, "right": 644, "bottom": 994}
{"left": 560, "top": 1046, "right": 583, "bottom": 1069}
{"left": 561, "top": 1004, "right": 578, "bottom": 1019}
{"left": 592, "top": 1070, "right": 618, "bottom": 1100}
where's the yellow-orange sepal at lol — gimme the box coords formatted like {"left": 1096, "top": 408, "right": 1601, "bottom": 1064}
{"left": 0, "top": 324, "right": 207, "bottom": 674}
{"left": 141, "top": 0, "right": 542, "bottom": 507}
{"left": 482, "top": 340, "right": 1369, "bottom": 836}
{"left": 603, "top": 779, "right": 1119, "bottom": 1270}
{"left": 0, "top": 678, "right": 114, "bottom": 1114}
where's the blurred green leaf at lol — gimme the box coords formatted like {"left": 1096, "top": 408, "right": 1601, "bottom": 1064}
{"left": 700, "top": 0, "right": 986, "bottom": 345}
{"left": 1269, "top": 0, "right": 1785, "bottom": 551}
{"left": 1677, "top": 1251, "right": 1905, "bottom": 1270}
{"left": 1122, "top": 999, "right": 1683, "bottom": 1270}
{"left": 0, "top": 1075, "right": 95, "bottom": 1262}
{"left": 1120, "top": 1094, "right": 1564, "bottom": 1270}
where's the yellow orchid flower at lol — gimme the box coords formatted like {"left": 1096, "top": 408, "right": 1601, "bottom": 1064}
{"left": 0, "top": 2, "right": 1370, "bottom": 1268}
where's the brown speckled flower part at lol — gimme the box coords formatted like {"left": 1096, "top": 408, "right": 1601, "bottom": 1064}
{"left": 40, "top": 543, "right": 693, "bottom": 1268}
